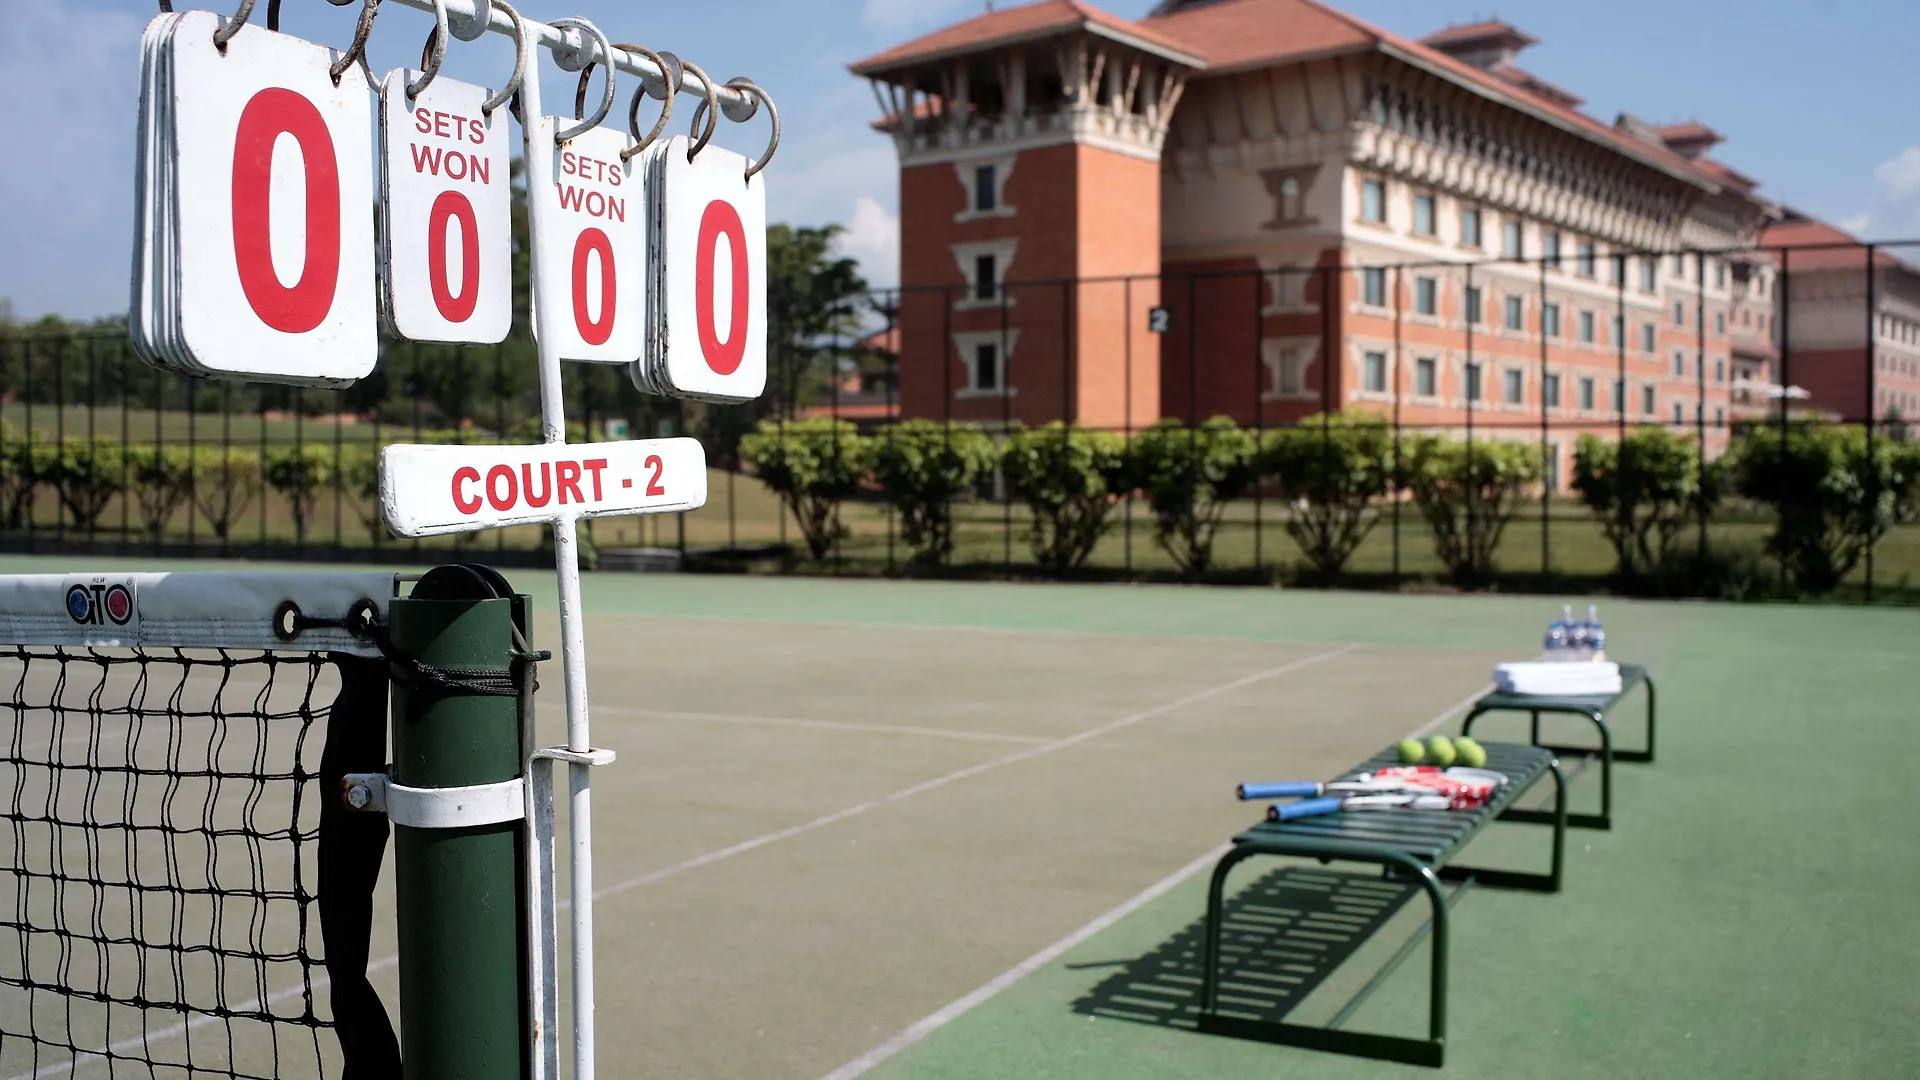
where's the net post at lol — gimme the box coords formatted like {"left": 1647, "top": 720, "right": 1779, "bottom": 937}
{"left": 389, "top": 568, "right": 534, "bottom": 1080}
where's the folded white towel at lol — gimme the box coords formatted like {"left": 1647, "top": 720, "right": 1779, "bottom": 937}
{"left": 1493, "top": 660, "right": 1622, "bottom": 697}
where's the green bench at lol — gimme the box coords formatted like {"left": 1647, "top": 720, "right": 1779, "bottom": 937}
{"left": 1460, "top": 662, "right": 1656, "bottom": 830}
{"left": 1196, "top": 741, "right": 1565, "bottom": 1068}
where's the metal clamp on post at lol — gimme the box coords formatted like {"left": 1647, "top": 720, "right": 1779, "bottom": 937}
{"left": 524, "top": 744, "right": 615, "bottom": 1080}
{"left": 343, "top": 772, "right": 527, "bottom": 828}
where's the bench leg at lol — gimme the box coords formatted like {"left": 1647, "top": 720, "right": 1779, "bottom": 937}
{"left": 1447, "top": 757, "right": 1566, "bottom": 892}
{"left": 1610, "top": 674, "right": 1656, "bottom": 764}
{"left": 1197, "top": 845, "right": 1449, "bottom": 1067}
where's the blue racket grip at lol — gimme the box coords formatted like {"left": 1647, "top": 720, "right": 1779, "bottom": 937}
{"left": 1238, "top": 781, "right": 1321, "bottom": 801}
{"left": 1267, "top": 796, "right": 1344, "bottom": 822}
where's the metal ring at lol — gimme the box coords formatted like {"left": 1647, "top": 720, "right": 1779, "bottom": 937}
{"left": 211, "top": 0, "right": 255, "bottom": 49}
{"left": 407, "top": 0, "right": 450, "bottom": 98}
{"left": 446, "top": 0, "right": 492, "bottom": 41}
{"left": 728, "top": 78, "right": 780, "bottom": 180}
{"left": 680, "top": 59, "right": 719, "bottom": 162}
{"left": 614, "top": 43, "right": 674, "bottom": 161}
{"left": 478, "top": 0, "right": 528, "bottom": 117}
{"left": 329, "top": 0, "right": 382, "bottom": 84}
{"left": 551, "top": 16, "right": 614, "bottom": 143}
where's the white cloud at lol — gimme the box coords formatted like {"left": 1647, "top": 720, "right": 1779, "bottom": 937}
{"left": 835, "top": 195, "right": 901, "bottom": 288}
{"left": 1873, "top": 145, "right": 1920, "bottom": 205}
{"left": 1838, "top": 213, "right": 1871, "bottom": 235}
{"left": 860, "top": 0, "right": 979, "bottom": 37}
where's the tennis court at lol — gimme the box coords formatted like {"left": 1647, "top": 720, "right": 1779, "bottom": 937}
{"left": 1, "top": 556, "right": 1914, "bottom": 1079}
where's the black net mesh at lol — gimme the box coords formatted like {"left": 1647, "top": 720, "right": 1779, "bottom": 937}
{"left": 0, "top": 645, "right": 362, "bottom": 1080}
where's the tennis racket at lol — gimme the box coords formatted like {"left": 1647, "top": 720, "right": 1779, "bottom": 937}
{"left": 1266, "top": 793, "right": 1459, "bottom": 822}
{"left": 1239, "top": 767, "right": 1508, "bottom": 805}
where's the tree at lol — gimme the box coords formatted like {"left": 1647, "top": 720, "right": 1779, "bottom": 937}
{"left": 1001, "top": 424, "right": 1130, "bottom": 573}
{"left": 1571, "top": 428, "right": 1723, "bottom": 582}
{"left": 1130, "top": 418, "right": 1260, "bottom": 577}
{"left": 740, "top": 418, "right": 871, "bottom": 560}
{"left": 1732, "top": 423, "right": 1920, "bottom": 591}
{"left": 1263, "top": 413, "right": 1395, "bottom": 578}
{"left": 192, "top": 448, "right": 261, "bottom": 542}
{"left": 869, "top": 420, "right": 998, "bottom": 565}
{"left": 1402, "top": 436, "right": 1540, "bottom": 584}
{"left": 125, "top": 445, "right": 195, "bottom": 539}
{"left": 42, "top": 440, "right": 125, "bottom": 531}
{"left": 263, "top": 446, "right": 337, "bottom": 541}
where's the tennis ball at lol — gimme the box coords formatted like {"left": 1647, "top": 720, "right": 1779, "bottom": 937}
{"left": 1396, "top": 739, "right": 1426, "bottom": 765}
{"left": 1453, "top": 736, "right": 1487, "bottom": 769}
{"left": 1425, "top": 735, "right": 1457, "bottom": 769}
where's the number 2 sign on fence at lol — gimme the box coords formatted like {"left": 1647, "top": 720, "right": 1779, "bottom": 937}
{"left": 378, "top": 69, "right": 513, "bottom": 344}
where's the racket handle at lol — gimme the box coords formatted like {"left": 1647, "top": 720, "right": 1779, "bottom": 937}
{"left": 1238, "top": 781, "right": 1321, "bottom": 801}
{"left": 1268, "top": 796, "right": 1344, "bottom": 822}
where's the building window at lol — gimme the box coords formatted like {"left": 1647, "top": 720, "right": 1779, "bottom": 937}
{"left": 1465, "top": 285, "right": 1482, "bottom": 325}
{"left": 1715, "top": 406, "right": 1726, "bottom": 428}
{"left": 1278, "top": 176, "right": 1302, "bottom": 222}
{"left": 1578, "top": 241, "right": 1596, "bottom": 279}
{"left": 1715, "top": 358, "right": 1725, "bottom": 383}
{"left": 1466, "top": 362, "right": 1483, "bottom": 402}
{"left": 1364, "top": 350, "right": 1387, "bottom": 393}
{"left": 1715, "top": 311, "right": 1726, "bottom": 336}
{"left": 1672, "top": 401, "right": 1684, "bottom": 424}
{"left": 1544, "top": 303, "right": 1562, "bottom": 338}
{"left": 1672, "top": 350, "right": 1685, "bottom": 376}
{"left": 1641, "top": 323, "right": 1655, "bottom": 353}
{"left": 974, "top": 254, "right": 997, "bottom": 301}
{"left": 1543, "top": 232, "right": 1561, "bottom": 269}
{"left": 1415, "top": 357, "right": 1437, "bottom": 397}
{"left": 1613, "top": 315, "right": 1624, "bottom": 347}
{"left": 1579, "top": 377, "right": 1596, "bottom": 411}
{"left": 1461, "top": 207, "right": 1482, "bottom": 248}
{"left": 1503, "top": 219, "right": 1523, "bottom": 259}
{"left": 1505, "top": 296, "right": 1524, "bottom": 330}
{"left": 1641, "top": 258, "right": 1657, "bottom": 293}
{"left": 1673, "top": 301, "right": 1685, "bottom": 326}
{"left": 1613, "top": 379, "right": 1625, "bottom": 414}
{"left": 1545, "top": 372, "right": 1562, "bottom": 407}
{"left": 1504, "top": 368, "right": 1523, "bottom": 404}
{"left": 1363, "top": 267, "right": 1387, "bottom": 307}
{"left": 1673, "top": 252, "right": 1687, "bottom": 277}
{"left": 1361, "top": 178, "right": 1385, "bottom": 223}
{"left": 1742, "top": 309, "right": 1751, "bottom": 326}
{"left": 1579, "top": 310, "right": 1596, "bottom": 344}
{"left": 1413, "top": 192, "right": 1436, "bottom": 235}
{"left": 1716, "top": 261, "right": 1727, "bottom": 288}
{"left": 1415, "top": 277, "right": 1437, "bottom": 315}
{"left": 1642, "top": 385, "right": 1655, "bottom": 416}
{"left": 974, "top": 343, "right": 1000, "bottom": 391}
{"left": 974, "top": 164, "right": 997, "bottom": 212}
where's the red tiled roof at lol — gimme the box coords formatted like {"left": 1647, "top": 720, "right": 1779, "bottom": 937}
{"left": 1693, "top": 158, "right": 1757, "bottom": 192}
{"left": 1143, "top": 0, "right": 1726, "bottom": 192}
{"left": 1420, "top": 19, "right": 1538, "bottom": 49}
{"left": 1761, "top": 217, "right": 1912, "bottom": 272}
{"left": 849, "top": 0, "right": 1202, "bottom": 75}
{"left": 1656, "top": 121, "right": 1722, "bottom": 144}
{"left": 860, "top": 326, "right": 901, "bottom": 353}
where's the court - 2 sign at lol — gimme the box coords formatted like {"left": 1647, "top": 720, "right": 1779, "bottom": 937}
{"left": 380, "top": 439, "right": 707, "bottom": 538}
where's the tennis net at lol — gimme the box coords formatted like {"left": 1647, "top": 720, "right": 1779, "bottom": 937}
{"left": 0, "top": 573, "right": 400, "bottom": 1080}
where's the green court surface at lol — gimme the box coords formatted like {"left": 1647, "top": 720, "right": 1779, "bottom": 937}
{"left": 0, "top": 556, "right": 1914, "bottom": 1079}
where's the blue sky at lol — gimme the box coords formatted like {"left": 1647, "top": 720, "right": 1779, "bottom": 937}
{"left": 3, "top": 0, "right": 1917, "bottom": 320}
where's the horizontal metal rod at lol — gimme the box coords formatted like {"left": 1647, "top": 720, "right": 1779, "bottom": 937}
{"left": 376, "top": 0, "right": 756, "bottom": 118}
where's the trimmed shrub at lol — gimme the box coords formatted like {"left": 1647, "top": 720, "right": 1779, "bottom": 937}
{"left": 1403, "top": 435, "right": 1540, "bottom": 584}
{"left": 1001, "top": 424, "right": 1130, "bottom": 573}
{"left": 1571, "top": 428, "right": 1726, "bottom": 583}
{"left": 1732, "top": 423, "right": 1920, "bottom": 592}
{"left": 125, "top": 445, "right": 195, "bottom": 539}
{"left": 740, "top": 418, "right": 871, "bottom": 560}
{"left": 263, "top": 446, "right": 337, "bottom": 540}
{"left": 1130, "top": 418, "right": 1260, "bottom": 577}
{"left": 869, "top": 420, "right": 997, "bottom": 565}
{"left": 191, "top": 448, "right": 261, "bottom": 541}
{"left": 42, "top": 440, "right": 126, "bottom": 531}
{"left": 0, "top": 433, "right": 57, "bottom": 529}
{"left": 1263, "top": 413, "right": 1395, "bottom": 577}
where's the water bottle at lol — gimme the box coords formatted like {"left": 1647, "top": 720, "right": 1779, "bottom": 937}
{"left": 1543, "top": 607, "right": 1568, "bottom": 657}
{"left": 1587, "top": 605, "right": 1606, "bottom": 661}
{"left": 1566, "top": 604, "right": 1590, "bottom": 660}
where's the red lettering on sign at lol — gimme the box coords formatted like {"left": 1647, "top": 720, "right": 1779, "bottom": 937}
{"left": 695, "top": 199, "right": 750, "bottom": 375}
{"left": 452, "top": 466, "right": 482, "bottom": 513}
{"left": 570, "top": 228, "right": 615, "bottom": 345}
{"left": 521, "top": 462, "right": 552, "bottom": 508}
{"left": 583, "top": 458, "right": 608, "bottom": 501}
{"left": 556, "top": 185, "right": 624, "bottom": 221}
{"left": 427, "top": 190, "right": 479, "bottom": 323}
{"left": 412, "top": 144, "right": 490, "bottom": 185}
{"left": 643, "top": 454, "right": 666, "bottom": 496}
{"left": 485, "top": 464, "right": 517, "bottom": 511}
{"left": 556, "top": 461, "right": 584, "bottom": 505}
{"left": 231, "top": 88, "right": 341, "bottom": 334}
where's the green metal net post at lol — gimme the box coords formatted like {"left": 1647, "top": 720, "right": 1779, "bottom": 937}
{"left": 389, "top": 568, "right": 535, "bottom": 1080}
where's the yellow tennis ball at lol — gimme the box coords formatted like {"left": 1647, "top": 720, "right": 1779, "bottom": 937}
{"left": 1397, "top": 739, "right": 1426, "bottom": 765}
{"left": 1453, "top": 736, "right": 1487, "bottom": 769}
{"left": 1425, "top": 735, "right": 1457, "bottom": 768}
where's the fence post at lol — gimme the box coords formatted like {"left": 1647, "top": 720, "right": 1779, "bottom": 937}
{"left": 1252, "top": 268, "right": 1263, "bottom": 575}
{"left": 1392, "top": 265, "right": 1402, "bottom": 585}
{"left": 388, "top": 566, "right": 533, "bottom": 1080}
{"left": 1696, "top": 251, "right": 1708, "bottom": 560}
{"left": 1865, "top": 243, "right": 1877, "bottom": 602}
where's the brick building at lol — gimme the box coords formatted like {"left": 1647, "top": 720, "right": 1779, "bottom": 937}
{"left": 849, "top": 0, "right": 1910, "bottom": 474}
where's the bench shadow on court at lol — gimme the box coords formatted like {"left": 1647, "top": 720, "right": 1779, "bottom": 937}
{"left": 1069, "top": 866, "right": 1418, "bottom": 1031}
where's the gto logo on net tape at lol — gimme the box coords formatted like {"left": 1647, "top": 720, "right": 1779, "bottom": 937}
{"left": 67, "top": 582, "right": 136, "bottom": 626}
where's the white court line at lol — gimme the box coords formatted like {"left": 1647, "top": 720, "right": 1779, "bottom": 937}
{"left": 25, "top": 643, "right": 1359, "bottom": 1078}
{"left": 809, "top": 668, "right": 1503, "bottom": 1080}
{"left": 547, "top": 703, "right": 1054, "bottom": 746}
{"left": 587, "top": 644, "right": 1358, "bottom": 902}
